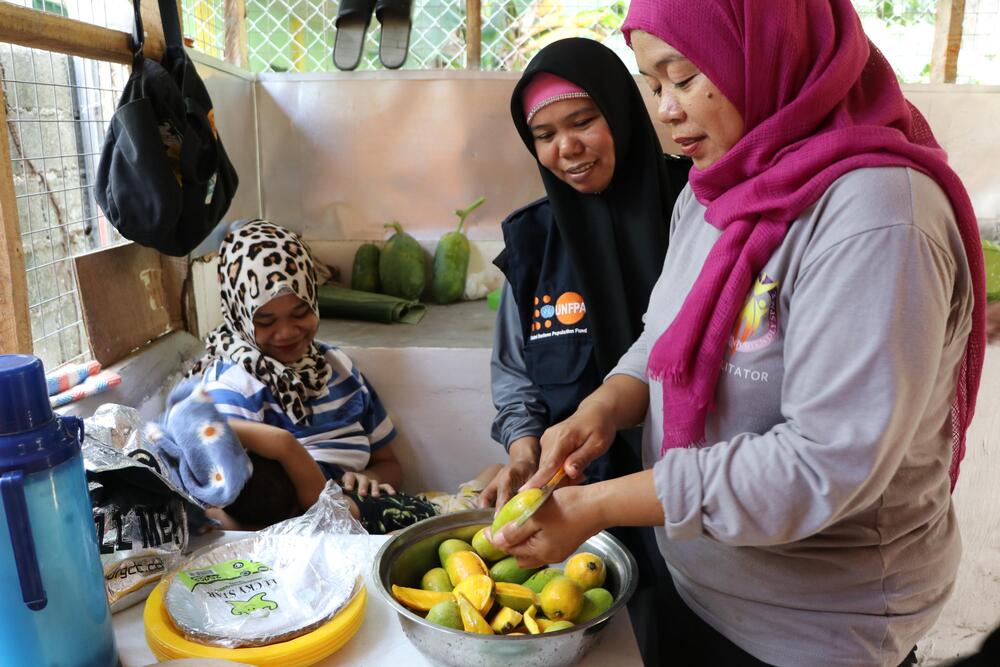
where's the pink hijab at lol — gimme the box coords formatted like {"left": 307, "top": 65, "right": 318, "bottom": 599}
{"left": 623, "top": 0, "right": 984, "bottom": 488}
{"left": 521, "top": 72, "right": 589, "bottom": 124}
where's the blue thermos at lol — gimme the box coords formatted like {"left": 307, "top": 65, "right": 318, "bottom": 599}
{"left": 0, "top": 355, "right": 118, "bottom": 667}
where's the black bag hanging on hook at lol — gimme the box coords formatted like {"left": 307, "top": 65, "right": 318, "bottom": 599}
{"left": 95, "top": 0, "right": 239, "bottom": 257}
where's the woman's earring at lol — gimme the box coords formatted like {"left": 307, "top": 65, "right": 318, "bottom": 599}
{"left": 706, "top": 91, "right": 714, "bottom": 99}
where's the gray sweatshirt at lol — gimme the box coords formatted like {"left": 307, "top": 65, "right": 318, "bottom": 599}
{"left": 611, "top": 167, "right": 972, "bottom": 667}
{"left": 491, "top": 284, "right": 549, "bottom": 449}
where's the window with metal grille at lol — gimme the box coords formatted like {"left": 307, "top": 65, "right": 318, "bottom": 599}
{"left": 1, "top": 37, "right": 129, "bottom": 369}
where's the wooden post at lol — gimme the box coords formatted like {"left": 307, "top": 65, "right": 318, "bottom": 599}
{"left": 223, "top": 0, "right": 249, "bottom": 69}
{"left": 0, "top": 2, "right": 166, "bottom": 64}
{"left": 930, "top": 0, "right": 966, "bottom": 83}
{"left": 140, "top": 0, "right": 167, "bottom": 57}
{"left": 0, "top": 86, "right": 32, "bottom": 355}
{"left": 466, "top": 0, "right": 481, "bottom": 70}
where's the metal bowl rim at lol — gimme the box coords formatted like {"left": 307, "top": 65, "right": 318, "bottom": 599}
{"left": 371, "top": 509, "right": 638, "bottom": 640}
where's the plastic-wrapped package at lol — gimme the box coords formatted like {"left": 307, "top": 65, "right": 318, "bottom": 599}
{"left": 163, "top": 481, "right": 373, "bottom": 648}
{"left": 83, "top": 404, "right": 205, "bottom": 612}
{"left": 85, "top": 402, "right": 154, "bottom": 453}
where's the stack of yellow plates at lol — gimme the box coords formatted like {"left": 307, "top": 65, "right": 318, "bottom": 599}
{"left": 144, "top": 580, "right": 367, "bottom": 667}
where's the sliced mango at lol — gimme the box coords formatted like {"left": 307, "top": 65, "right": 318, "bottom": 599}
{"left": 391, "top": 584, "right": 453, "bottom": 612}
{"left": 455, "top": 592, "right": 494, "bottom": 634}
{"left": 523, "top": 604, "right": 541, "bottom": 635}
{"left": 452, "top": 573, "right": 494, "bottom": 616}
{"left": 490, "top": 606, "right": 523, "bottom": 634}
{"left": 494, "top": 582, "right": 539, "bottom": 613}
{"left": 445, "top": 549, "right": 488, "bottom": 587}
{"left": 544, "top": 620, "right": 575, "bottom": 632}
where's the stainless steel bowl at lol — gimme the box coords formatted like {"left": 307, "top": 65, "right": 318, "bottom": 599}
{"left": 372, "top": 509, "right": 637, "bottom": 667}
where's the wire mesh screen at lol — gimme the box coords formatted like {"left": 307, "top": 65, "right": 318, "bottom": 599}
{"left": 182, "top": 0, "right": 226, "bottom": 59}
{"left": 182, "top": 0, "right": 991, "bottom": 78}
{"left": 1, "top": 44, "right": 128, "bottom": 369}
{"left": 0, "top": 0, "right": 135, "bottom": 31}
{"left": 239, "top": 0, "right": 468, "bottom": 72}
{"left": 479, "top": 0, "right": 625, "bottom": 70}
{"left": 852, "top": 0, "right": 937, "bottom": 82}
{"left": 958, "top": 0, "right": 1000, "bottom": 84}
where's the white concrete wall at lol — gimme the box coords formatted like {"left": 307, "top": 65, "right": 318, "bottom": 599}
{"left": 341, "top": 347, "right": 506, "bottom": 494}
{"left": 904, "top": 85, "right": 1000, "bottom": 234}
{"left": 249, "top": 78, "right": 999, "bottom": 244}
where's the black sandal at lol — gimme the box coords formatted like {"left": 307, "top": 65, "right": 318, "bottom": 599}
{"left": 374, "top": 0, "right": 412, "bottom": 69}
{"left": 333, "top": 0, "right": 377, "bottom": 71}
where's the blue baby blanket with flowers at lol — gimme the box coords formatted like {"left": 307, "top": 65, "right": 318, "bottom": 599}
{"left": 144, "top": 379, "right": 252, "bottom": 506}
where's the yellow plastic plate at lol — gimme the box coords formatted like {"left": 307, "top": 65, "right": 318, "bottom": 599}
{"left": 144, "top": 579, "right": 367, "bottom": 667}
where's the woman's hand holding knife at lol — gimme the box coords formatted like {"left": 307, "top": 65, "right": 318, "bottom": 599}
{"left": 491, "top": 375, "right": 656, "bottom": 567}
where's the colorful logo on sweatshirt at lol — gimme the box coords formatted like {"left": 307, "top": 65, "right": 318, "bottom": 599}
{"left": 729, "top": 273, "right": 780, "bottom": 354}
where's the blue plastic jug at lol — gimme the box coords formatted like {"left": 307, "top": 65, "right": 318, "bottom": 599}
{"left": 0, "top": 355, "right": 118, "bottom": 667}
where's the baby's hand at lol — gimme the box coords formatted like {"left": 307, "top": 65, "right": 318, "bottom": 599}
{"left": 344, "top": 496, "right": 361, "bottom": 520}
{"left": 341, "top": 471, "right": 396, "bottom": 497}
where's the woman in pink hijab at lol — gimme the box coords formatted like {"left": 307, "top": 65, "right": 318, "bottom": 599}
{"left": 490, "top": 2, "right": 985, "bottom": 665}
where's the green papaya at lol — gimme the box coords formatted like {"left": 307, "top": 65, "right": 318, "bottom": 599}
{"left": 351, "top": 243, "right": 381, "bottom": 293}
{"left": 379, "top": 221, "right": 426, "bottom": 301}
{"left": 431, "top": 196, "right": 485, "bottom": 304}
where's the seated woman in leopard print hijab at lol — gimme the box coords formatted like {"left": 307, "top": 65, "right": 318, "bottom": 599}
{"left": 188, "top": 219, "right": 437, "bottom": 533}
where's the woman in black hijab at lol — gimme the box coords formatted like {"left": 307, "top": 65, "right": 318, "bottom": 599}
{"left": 481, "top": 38, "right": 690, "bottom": 666}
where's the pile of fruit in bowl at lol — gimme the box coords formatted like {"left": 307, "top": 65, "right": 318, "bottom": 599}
{"left": 390, "top": 526, "right": 616, "bottom": 636}
{"left": 373, "top": 508, "right": 636, "bottom": 667}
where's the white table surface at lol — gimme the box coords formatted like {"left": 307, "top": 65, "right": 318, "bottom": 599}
{"left": 112, "top": 533, "right": 643, "bottom": 667}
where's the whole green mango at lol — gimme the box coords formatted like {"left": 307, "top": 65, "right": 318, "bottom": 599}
{"left": 490, "top": 556, "right": 540, "bottom": 584}
{"left": 379, "top": 221, "right": 426, "bottom": 301}
{"left": 431, "top": 196, "right": 485, "bottom": 304}
{"left": 351, "top": 243, "right": 381, "bottom": 293}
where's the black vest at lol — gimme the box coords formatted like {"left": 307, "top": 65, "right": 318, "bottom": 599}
{"left": 496, "top": 198, "right": 622, "bottom": 481}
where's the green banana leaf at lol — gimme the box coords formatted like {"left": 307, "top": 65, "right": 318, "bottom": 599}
{"left": 317, "top": 284, "right": 426, "bottom": 324}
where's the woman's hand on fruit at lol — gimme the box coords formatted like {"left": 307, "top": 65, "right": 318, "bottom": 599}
{"left": 480, "top": 436, "right": 540, "bottom": 509}
{"left": 523, "top": 400, "right": 616, "bottom": 490}
{"left": 489, "top": 485, "right": 606, "bottom": 569}
{"left": 341, "top": 471, "right": 396, "bottom": 497}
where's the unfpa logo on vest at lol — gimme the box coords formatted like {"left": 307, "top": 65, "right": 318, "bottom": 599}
{"left": 555, "top": 292, "right": 586, "bottom": 325}
{"left": 532, "top": 292, "right": 587, "bottom": 331}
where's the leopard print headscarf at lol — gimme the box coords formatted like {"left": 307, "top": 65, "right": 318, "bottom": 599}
{"left": 189, "top": 220, "right": 332, "bottom": 424}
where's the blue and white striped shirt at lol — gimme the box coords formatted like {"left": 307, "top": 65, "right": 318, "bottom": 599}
{"left": 198, "top": 342, "right": 396, "bottom": 478}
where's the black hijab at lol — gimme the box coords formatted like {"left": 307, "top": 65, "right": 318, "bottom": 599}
{"left": 510, "top": 38, "right": 687, "bottom": 376}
